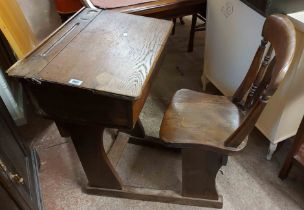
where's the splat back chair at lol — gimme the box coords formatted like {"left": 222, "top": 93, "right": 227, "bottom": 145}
{"left": 160, "top": 14, "right": 296, "bottom": 203}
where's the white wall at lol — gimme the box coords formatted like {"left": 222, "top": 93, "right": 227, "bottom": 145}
{"left": 204, "top": 0, "right": 265, "bottom": 95}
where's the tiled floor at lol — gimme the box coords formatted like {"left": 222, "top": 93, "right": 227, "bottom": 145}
{"left": 20, "top": 17, "right": 304, "bottom": 210}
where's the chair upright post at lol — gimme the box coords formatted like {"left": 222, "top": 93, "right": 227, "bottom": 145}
{"left": 182, "top": 148, "right": 226, "bottom": 202}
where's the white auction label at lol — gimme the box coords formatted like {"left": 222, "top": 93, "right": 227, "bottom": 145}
{"left": 68, "top": 79, "right": 83, "bottom": 86}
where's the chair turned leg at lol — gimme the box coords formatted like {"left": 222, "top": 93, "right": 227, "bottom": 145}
{"left": 179, "top": 17, "right": 185, "bottom": 25}
{"left": 182, "top": 148, "right": 225, "bottom": 200}
{"left": 188, "top": 13, "right": 197, "bottom": 52}
{"left": 172, "top": 18, "right": 177, "bottom": 35}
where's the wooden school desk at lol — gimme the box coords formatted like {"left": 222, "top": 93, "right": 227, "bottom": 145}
{"left": 6, "top": 8, "right": 215, "bottom": 208}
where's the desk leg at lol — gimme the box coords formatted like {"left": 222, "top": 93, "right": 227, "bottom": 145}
{"left": 67, "top": 123, "right": 122, "bottom": 189}
{"left": 61, "top": 123, "right": 221, "bottom": 207}
{"left": 182, "top": 148, "right": 224, "bottom": 201}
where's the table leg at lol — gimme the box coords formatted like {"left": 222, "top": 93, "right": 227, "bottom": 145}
{"left": 67, "top": 123, "right": 122, "bottom": 189}
{"left": 188, "top": 13, "right": 197, "bottom": 52}
{"left": 172, "top": 18, "right": 176, "bottom": 35}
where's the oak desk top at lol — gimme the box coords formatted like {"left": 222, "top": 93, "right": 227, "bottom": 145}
{"left": 7, "top": 8, "right": 172, "bottom": 100}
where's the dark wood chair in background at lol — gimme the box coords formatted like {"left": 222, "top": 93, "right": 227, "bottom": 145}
{"left": 82, "top": 0, "right": 206, "bottom": 52}
{"left": 188, "top": 10, "right": 206, "bottom": 52}
{"left": 159, "top": 14, "right": 296, "bottom": 204}
{"left": 279, "top": 116, "right": 304, "bottom": 179}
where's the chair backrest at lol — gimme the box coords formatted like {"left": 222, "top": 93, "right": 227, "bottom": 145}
{"left": 225, "top": 14, "right": 296, "bottom": 148}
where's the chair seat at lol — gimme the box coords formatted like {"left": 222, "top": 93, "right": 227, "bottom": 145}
{"left": 160, "top": 89, "right": 244, "bottom": 150}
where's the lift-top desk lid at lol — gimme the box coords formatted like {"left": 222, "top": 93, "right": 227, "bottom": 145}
{"left": 7, "top": 8, "right": 172, "bottom": 100}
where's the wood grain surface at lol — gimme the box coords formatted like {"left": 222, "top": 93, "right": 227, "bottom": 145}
{"left": 160, "top": 14, "right": 296, "bottom": 153}
{"left": 8, "top": 9, "right": 172, "bottom": 100}
{"left": 7, "top": 8, "right": 98, "bottom": 77}
{"left": 160, "top": 89, "right": 245, "bottom": 152}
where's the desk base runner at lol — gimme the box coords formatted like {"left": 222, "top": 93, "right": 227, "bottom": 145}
{"left": 128, "top": 136, "right": 181, "bottom": 152}
{"left": 86, "top": 185, "right": 223, "bottom": 208}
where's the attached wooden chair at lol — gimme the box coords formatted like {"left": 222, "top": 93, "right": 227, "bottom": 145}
{"left": 159, "top": 14, "right": 296, "bottom": 204}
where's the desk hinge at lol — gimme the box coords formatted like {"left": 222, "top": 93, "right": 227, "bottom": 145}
{"left": 30, "top": 78, "right": 42, "bottom": 85}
